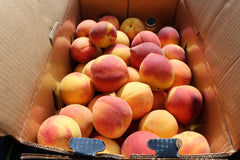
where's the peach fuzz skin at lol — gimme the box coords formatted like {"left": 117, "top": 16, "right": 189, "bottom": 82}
{"left": 99, "top": 15, "right": 120, "bottom": 30}
{"left": 139, "top": 53, "right": 175, "bottom": 91}
{"left": 127, "top": 66, "right": 140, "bottom": 82}
{"left": 131, "top": 30, "right": 161, "bottom": 47}
{"left": 89, "top": 21, "right": 117, "bottom": 48}
{"left": 121, "top": 131, "right": 159, "bottom": 158}
{"left": 117, "top": 82, "right": 153, "bottom": 120}
{"left": 173, "top": 131, "right": 210, "bottom": 155}
{"left": 120, "top": 17, "right": 145, "bottom": 41}
{"left": 37, "top": 115, "right": 81, "bottom": 151}
{"left": 162, "top": 44, "right": 186, "bottom": 62}
{"left": 165, "top": 85, "right": 203, "bottom": 125}
{"left": 114, "top": 30, "right": 130, "bottom": 46}
{"left": 93, "top": 135, "right": 121, "bottom": 154}
{"left": 59, "top": 72, "right": 95, "bottom": 105}
{"left": 104, "top": 44, "right": 131, "bottom": 65}
{"left": 70, "top": 37, "right": 97, "bottom": 63}
{"left": 158, "top": 26, "right": 180, "bottom": 47}
{"left": 130, "top": 42, "right": 163, "bottom": 69}
{"left": 92, "top": 96, "right": 132, "bottom": 139}
{"left": 59, "top": 104, "right": 93, "bottom": 138}
{"left": 76, "top": 19, "right": 97, "bottom": 38}
{"left": 139, "top": 109, "right": 178, "bottom": 138}
{"left": 90, "top": 55, "right": 129, "bottom": 92}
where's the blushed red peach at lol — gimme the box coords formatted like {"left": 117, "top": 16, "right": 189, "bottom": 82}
{"left": 99, "top": 15, "right": 120, "bottom": 30}
{"left": 59, "top": 104, "right": 93, "bottom": 138}
{"left": 104, "top": 44, "right": 131, "bottom": 65}
{"left": 82, "top": 59, "right": 95, "bottom": 78}
{"left": 89, "top": 21, "right": 117, "bottom": 48}
{"left": 158, "top": 26, "right": 180, "bottom": 47}
{"left": 165, "top": 85, "right": 203, "bottom": 125}
{"left": 162, "top": 44, "right": 186, "bottom": 62}
{"left": 121, "top": 131, "right": 159, "bottom": 158}
{"left": 130, "top": 42, "right": 163, "bottom": 69}
{"left": 90, "top": 55, "right": 129, "bottom": 92}
{"left": 117, "top": 82, "right": 153, "bottom": 120}
{"left": 59, "top": 72, "right": 95, "bottom": 105}
{"left": 37, "top": 115, "right": 81, "bottom": 151}
{"left": 71, "top": 37, "right": 97, "bottom": 63}
{"left": 173, "top": 131, "right": 210, "bottom": 155}
{"left": 92, "top": 96, "right": 132, "bottom": 139}
{"left": 131, "top": 30, "right": 161, "bottom": 47}
{"left": 139, "top": 53, "right": 175, "bottom": 90}
{"left": 76, "top": 19, "right": 97, "bottom": 38}
{"left": 139, "top": 109, "right": 178, "bottom": 138}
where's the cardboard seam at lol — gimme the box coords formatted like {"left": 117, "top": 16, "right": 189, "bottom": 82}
{"left": 181, "top": 0, "right": 234, "bottom": 152}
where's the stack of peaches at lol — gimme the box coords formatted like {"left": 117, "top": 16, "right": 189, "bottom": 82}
{"left": 37, "top": 15, "right": 211, "bottom": 158}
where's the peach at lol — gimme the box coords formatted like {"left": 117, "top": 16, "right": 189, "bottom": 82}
{"left": 162, "top": 44, "right": 186, "bottom": 62}
{"left": 165, "top": 85, "right": 203, "bottom": 125}
{"left": 90, "top": 55, "right": 129, "bottom": 92}
{"left": 37, "top": 115, "right": 81, "bottom": 151}
{"left": 104, "top": 44, "right": 131, "bottom": 65}
{"left": 173, "top": 131, "right": 210, "bottom": 154}
{"left": 89, "top": 21, "right": 117, "bottom": 48}
{"left": 59, "top": 104, "right": 93, "bottom": 138}
{"left": 169, "top": 59, "right": 192, "bottom": 88}
{"left": 99, "top": 15, "right": 120, "bottom": 30}
{"left": 120, "top": 17, "right": 145, "bottom": 41}
{"left": 74, "top": 63, "right": 85, "bottom": 73}
{"left": 139, "top": 110, "right": 178, "bottom": 138}
{"left": 76, "top": 19, "right": 97, "bottom": 38}
{"left": 131, "top": 30, "right": 161, "bottom": 47}
{"left": 121, "top": 131, "right": 159, "bottom": 158}
{"left": 130, "top": 42, "right": 163, "bottom": 69}
{"left": 93, "top": 135, "right": 121, "bottom": 154}
{"left": 82, "top": 59, "right": 95, "bottom": 78}
{"left": 87, "top": 92, "right": 116, "bottom": 112}
{"left": 117, "top": 82, "right": 153, "bottom": 120}
{"left": 139, "top": 53, "right": 175, "bottom": 90}
{"left": 152, "top": 90, "right": 167, "bottom": 110}
{"left": 127, "top": 66, "right": 140, "bottom": 82}
{"left": 114, "top": 30, "right": 130, "bottom": 46}
{"left": 92, "top": 96, "right": 132, "bottom": 138}
{"left": 71, "top": 37, "right": 97, "bottom": 63}
{"left": 157, "top": 26, "right": 180, "bottom": 47}
{"left": 59, "top": 72, "right": 95, "bottom": 105}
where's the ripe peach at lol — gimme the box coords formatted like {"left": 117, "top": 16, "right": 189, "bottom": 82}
{"left": 131, "top": 30, "right": 161, "bottom": 47}
{"left": 173, "top": 131, "right": 210, "bottom": 155}
{"left": 165, "top": 85, "right": 203, "bottom": 125}
{"left": 152, "top": 90, "right": 167, "bottom": 110}
{"left": 139, "top": 53, "right": 175, "bottom": 90}
{"left": 120, "top": 17, "right": 145, "bottom": 41}
{"left": 169, "top": 59, "right": 192, "bottom": 88}
{"left": 93, "top": 135, "right": 121, "bottom": 154}
{"left": 90, "top": 55, "right": 129, "bottom": 92}
{"left": 117, "top": 82, "right": 153, "bottom": 120}
{"left": 130, "top": 42, "right": 163, "bottom": 69}
{"left": 89, "top": 21, "right": 117, "bottom": 48}
{"left": 37, "top": 115, "right": 81, "bottom": 151}
{"left": 59, "top": 104, "right": 93, "bottom": 138}
{"left": 76, "top": 19, "right": 97, "bottom": 38}
{"left": 82, "top": 59, "right": 95, "bottom": 78}
{"left": 157, "top": 26, "right": 180, "bottom": 47}
{"left": 99, "top": 15, "right": 120, "bottom": 30}
{"left": 114, "top": 30, "right": 130, "bottom": 46}
{"left": 59, "top": 72, "right": 95, "bottom": 105}
{"left": 139, "top": 110, "right": 178, "bottom": 138}
{"left": 87, "top": 92, "right": 116, "bottom": 112}
{"left": 162, "top": 44, "right": 186, "bottom": 62}
{"left": 71, "top": 37, "right": 97, "bottom": 63}
{"left": 92, "top": 96, "right": 132, "bottom": 138}
{"left": 127, "top": 66, "right": 140, "bottom": 82}
{"left": 104, "top": 44, "right": 131, "bottom": 65}
{"left": 121, "top": 131, "right": 159, "bottom": 158}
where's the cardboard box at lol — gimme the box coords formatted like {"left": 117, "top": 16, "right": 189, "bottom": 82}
{"left": 0, "top": 0, "right": 240, "bottom": 159}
